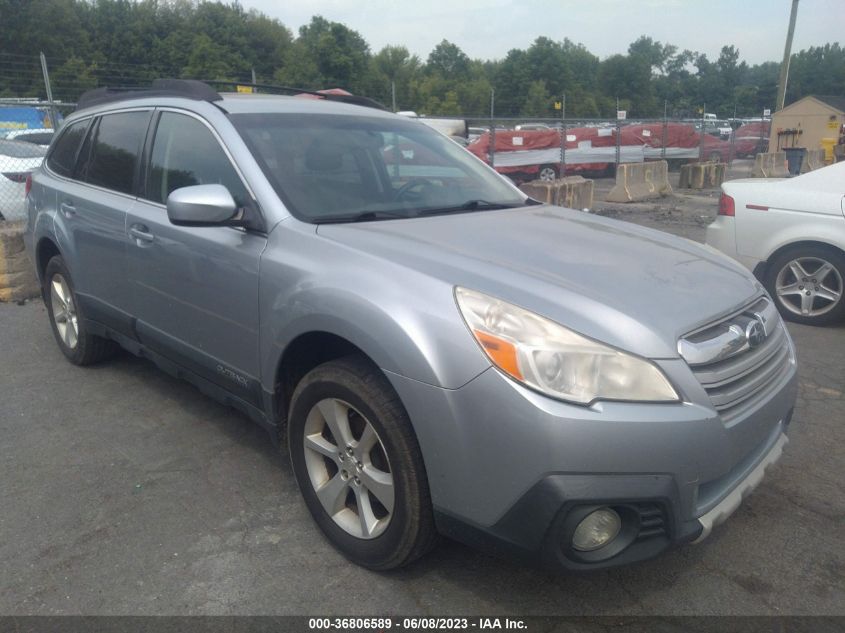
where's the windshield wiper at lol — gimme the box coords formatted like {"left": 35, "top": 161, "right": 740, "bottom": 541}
{"left": 415, "top": 199, "right": 531, "bottom": 217}
{"left": 314, "top": 199, "right": 537, "bottom": 224}
{"left": 312, "top": 210, "right": 410, "bottom": 224}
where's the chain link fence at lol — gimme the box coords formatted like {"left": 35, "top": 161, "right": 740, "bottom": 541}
{"left": 448, "top": 115, "right": 769, "bottom": 184}
{"left": 0, "top": 52, "right": 71, "bottom": 220}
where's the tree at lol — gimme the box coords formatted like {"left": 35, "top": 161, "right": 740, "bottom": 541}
{"left": 785, "top": 43, "right": 845, "bottom": 105}
{"left": 598, "top": 54, "right": 655, "bottom": 116}
{"left": 523, "top": 80, "right": 550, "bottom": 117}
{"left": 292, "top": 16, "right": 371, "bottom": 91}
{"left": 628, "top": 36, "right": 676, "bottom": 74}
{"left": 49, "top": 56, "right": 97, "bottom": 101}
{"left": 426, "top": 40, "right": 470, "bottom": 79}
{"left": 369, "top": 45, "right": 420, "bottom": 109}
{"left": 0, "top": 3, "right": 841, "bottom": 118}
{"left": 181, "top": 33, "right": 236, "bottom": 81}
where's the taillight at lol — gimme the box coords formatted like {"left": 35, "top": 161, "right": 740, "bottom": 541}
{"left": 718, "top": 192, "right": 735, "bottom": 216}
{"left": 25, "top": 173, "right": 33, "bottom": 197}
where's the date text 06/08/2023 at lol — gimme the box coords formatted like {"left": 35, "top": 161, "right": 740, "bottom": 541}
{"left": 307, "top": 617, "right": 528, "bottom": 630}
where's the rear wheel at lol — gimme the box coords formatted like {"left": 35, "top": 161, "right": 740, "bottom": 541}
{"left": 44, "top": 256, "right": 117, "bottom": 364}
{"left": 765, "top": 246, "right": 845, "bottom": 325}
{"left": 287, "top": 355, "right": 437, "bottom": 569}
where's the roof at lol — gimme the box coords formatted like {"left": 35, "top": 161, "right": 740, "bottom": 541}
{"left": 780, "top": 95, "right": 845, "bottom": 114}
{"left": 813, "top": 95, "right": 845, "bottom": 113}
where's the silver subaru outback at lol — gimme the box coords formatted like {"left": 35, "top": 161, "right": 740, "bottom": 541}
{"left": 24, "top": 80, "right": 797, "bottom": 571}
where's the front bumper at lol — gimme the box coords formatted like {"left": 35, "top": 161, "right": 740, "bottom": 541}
{"left": 434, "top": 423, "right": 790, "bottom": 571}
{"left": 386, "top": 353, "right": 797, "bottom": 570}
{"left": 693, "top": 431, "right": 788, "bottom": 543}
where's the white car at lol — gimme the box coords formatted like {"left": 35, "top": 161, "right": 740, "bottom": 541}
{"left": 706, "top": 161, "right": 845, "bottom": 325}
{"left": 0, "top": 139, "right": 47, "bottom": 221}
{"left": 4, "top": 128, "right": 55, "bottom": 147}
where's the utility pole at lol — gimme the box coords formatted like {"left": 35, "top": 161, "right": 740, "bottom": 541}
{"left": 559, "top": 94, "right": 566, "bottom": 178}
{"left": 39, "top": 52, "right": 59, "bottom": 130}
{"left": 489, "top": 89, "right": 496, "bottom": 168}
{"left": 776, "top": 0, "right": 799, "bottom": 112}
{"left": 391, "top": 80, "right": 396, "bottom": 112}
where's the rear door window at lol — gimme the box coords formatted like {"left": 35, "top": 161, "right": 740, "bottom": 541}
{"left": 46, "top": 120, "right": 88, "bottom": 177}
{"left": 79, "top": 111, "right": 150, "bottom": 195}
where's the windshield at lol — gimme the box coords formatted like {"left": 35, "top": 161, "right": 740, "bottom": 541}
{"left": 230, "top": 113, "right": 527, "bottom": 223}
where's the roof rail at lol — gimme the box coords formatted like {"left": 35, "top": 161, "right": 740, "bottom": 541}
{"left": 76, "top": 79, "right": 222, "bottom": 111}
{"left": 76, "top": 79, "right": 389, "bottom": 113}
{"left": 204, "top": 81, "right": 388, "bottom": 111}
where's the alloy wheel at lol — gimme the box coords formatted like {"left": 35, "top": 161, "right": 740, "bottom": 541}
{"left": 50, "top": 274, "right": 79, "bottom": 349}
{"left": 775, "top": 256, "right": 843, "bottom": 318}
{"left": 302, "top": 398, "right": 394, "bottom": 539}
{"left": 538, "top": 166, "right": 557, "bottom": 182}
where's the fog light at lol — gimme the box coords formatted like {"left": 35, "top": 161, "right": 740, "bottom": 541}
{"left": 571, "top": 508, "right": 622, "bottom": 551}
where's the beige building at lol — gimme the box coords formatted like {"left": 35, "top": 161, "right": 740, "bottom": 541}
{"left": 769, "top": 95, "right": 845, "bottom": 155}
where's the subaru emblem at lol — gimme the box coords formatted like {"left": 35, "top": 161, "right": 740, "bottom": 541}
{"left": 746, "top": 319, "right": 766, "bottom": 348}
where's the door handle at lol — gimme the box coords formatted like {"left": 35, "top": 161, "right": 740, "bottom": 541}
{"left": 60, "top": 201, "right": 76, "bottom": 218}
{"left": 129, "top": 224, "right": 154, "bottom": 244}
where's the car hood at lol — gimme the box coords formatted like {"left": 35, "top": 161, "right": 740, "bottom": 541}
{"left": 317, "top": 205, "right": 763, "bottom": 358}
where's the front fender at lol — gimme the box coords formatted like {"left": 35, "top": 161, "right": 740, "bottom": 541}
{"left": 258, "top": 221, "right": 489, "bottom": 390}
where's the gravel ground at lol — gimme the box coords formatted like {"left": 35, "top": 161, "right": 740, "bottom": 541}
{"left": 1, "top": 162, "right": 843, "bottom": 616}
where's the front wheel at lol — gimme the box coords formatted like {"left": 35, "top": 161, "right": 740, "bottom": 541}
{"left": 287, "top": 355, "right": 437, "bottom": 569}
{"left": 765, "top": 246, "right": 845, "bottom": 325}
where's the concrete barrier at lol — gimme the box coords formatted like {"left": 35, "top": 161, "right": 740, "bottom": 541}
{"left": 605, "top": 160, "right": 671, "bottom": 203}
{"left": 0, "top": 221, "right": 39, "bottom": 302}
{"left": 751, "top": 152, "right": 789, "bottom": 178}
{"left": 520, "top": 175, "right": 594, "bottom": 210}
{"left": 800, "top": 149, "right": 826, "bottom": 173}
{"left": 678, "top": 162, "right": 727, "bottom": 189}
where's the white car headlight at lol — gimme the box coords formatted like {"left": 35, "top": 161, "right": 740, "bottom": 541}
{"left": 455, "top": 287, "right": 679, "bottom": 405}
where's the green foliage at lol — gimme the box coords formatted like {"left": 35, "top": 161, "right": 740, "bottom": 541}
{"left": 426, "top": 40, "right": 470, "bottom": 78}
{"left": 289, "top": 16, "right": 371, "bottom": 92}
{"left": 0, "top": 1, "right": 842, "bottom": 119}
{"left": 523, "top": 80, "right": 550, "bottom": 118}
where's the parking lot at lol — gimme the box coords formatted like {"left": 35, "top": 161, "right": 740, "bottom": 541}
{"left": 1, "top": 170, "right": 843, "bottom": 616}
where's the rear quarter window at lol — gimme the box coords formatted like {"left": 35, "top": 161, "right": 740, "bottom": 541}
{"left": 46, "top": 120, "right": 88, "bottom": 177}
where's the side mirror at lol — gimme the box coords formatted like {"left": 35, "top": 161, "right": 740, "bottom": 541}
{"left": 166, "top": 184, "right": 237, "bottom": 226}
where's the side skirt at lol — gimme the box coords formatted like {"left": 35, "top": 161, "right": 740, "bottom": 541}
{"left": 84, "top": 319, "right": 281, "bottom": 445}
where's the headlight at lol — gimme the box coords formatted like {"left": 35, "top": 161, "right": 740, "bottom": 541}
{"left": 455, "top": 287, "right": 679, "bottom": 405}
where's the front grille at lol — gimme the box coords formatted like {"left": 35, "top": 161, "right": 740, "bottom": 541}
{"left": 679, "top": 298, "right": 793, "bottom": 419}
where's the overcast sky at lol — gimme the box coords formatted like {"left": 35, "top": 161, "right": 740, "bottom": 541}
{"left": 242, "top": 0, "right": 843, "bottom": 65}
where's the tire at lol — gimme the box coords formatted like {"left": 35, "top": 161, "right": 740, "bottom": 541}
{"left": 708, "top": 151, "right": 722, "bottom": 163}
{"left": 287, "top": 355, "right": 437, "bottom": 570}
{"left": 538, "top": 165, "right": 557, "bottom": 182}
{"left": 764, "top": 246, "right": 845, "bottom": 326}
{"left": 43, "top": 255, "right": 118, "bottom": 365}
